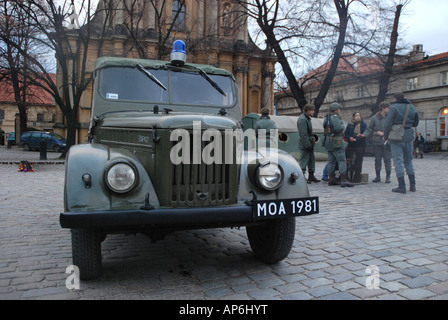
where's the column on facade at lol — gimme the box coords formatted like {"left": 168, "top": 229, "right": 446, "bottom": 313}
{"left": 233, "top": 55, "right": 248, "bottom": 116}
{"left": 197, "top": 0, "right": 204, "bottom": 38}
{"left": 204, "top": 0, "right": 218, "bottom": 38}
{"left": 262, "top": 64, "right": 276, "bottom": 113}
{"left": 248, "top": 59, "right": 261, "bottom": 114}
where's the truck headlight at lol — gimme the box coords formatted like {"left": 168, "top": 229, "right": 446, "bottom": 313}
{"left": 105, "top": 161, "right": 138, "bottom": 193}
{"left": 255, "top": 162, "right": 283, "bottom": 191}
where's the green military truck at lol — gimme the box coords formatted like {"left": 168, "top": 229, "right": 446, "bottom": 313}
{"left": 242, "top": 113, "right": 328, "bottom": 162}
{"left": 60, "top": 42, "right": 318, "bottom": 280}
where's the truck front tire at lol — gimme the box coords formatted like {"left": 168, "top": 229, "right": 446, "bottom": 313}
{"left": 71, "top": 228, "right": 102, "bottom": 280}
{"left": 246, "top": 217, "right": 296, "bottom": 264}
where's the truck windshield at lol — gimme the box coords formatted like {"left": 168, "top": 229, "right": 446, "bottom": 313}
{"left": 100, "top": 67, "right": 235, "bottom": 107}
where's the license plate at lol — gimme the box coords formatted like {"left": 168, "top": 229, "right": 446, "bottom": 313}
{"left": 252, "top": 197, "right": 319, "bottom": 219}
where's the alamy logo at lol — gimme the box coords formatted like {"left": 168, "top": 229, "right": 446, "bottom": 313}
{"left": 65, "top": 265, "right": 80, "bottom": 290}
{"left": 365, "top": 265, "right": 380, "bottom": 289}
{"left": 169, "top": 121, "right": 279, "bottom": 165}
{"left": 365, "top": 5, "right": 380, "bottom": 30}
{"left": 66, "top": 3, "right": 80, "bottom": 30}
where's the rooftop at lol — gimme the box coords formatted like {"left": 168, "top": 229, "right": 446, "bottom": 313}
{"left": 0, "top": 71, "right": 56, "bottom": 106}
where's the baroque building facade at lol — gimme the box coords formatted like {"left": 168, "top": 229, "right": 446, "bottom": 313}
{"left": 58, "top": 0, "right": 276, "bottom": 143}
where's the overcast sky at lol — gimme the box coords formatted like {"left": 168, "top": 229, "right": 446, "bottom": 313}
{"left": 399, "top": 0, "right": 448, "bottom": 55}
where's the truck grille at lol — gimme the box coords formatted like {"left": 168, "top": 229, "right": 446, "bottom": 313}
{"left": 168, "top": 133, "right": 238, "bottom": 207}
{"left": 96, "top": 127, "right": 239, "bottom": 208}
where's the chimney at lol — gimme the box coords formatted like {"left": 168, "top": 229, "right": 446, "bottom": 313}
{"left": 409, "top": 44, "right": 425, "bottom": 62}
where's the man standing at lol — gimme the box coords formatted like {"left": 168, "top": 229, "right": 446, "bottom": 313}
{"left": 414, "top": 132, "right": 426, "bottom": 158}
{"left": 297, "top": 104, "right": 320, "bottom": 183}
{"left": 383, "top": 93, "right": 419, "bottom": 193}
{"left": 364, "top": 102, "right": 392, "bottom": 183}
{"left": 323, "top": 102, "right": 354, "bottom": 187}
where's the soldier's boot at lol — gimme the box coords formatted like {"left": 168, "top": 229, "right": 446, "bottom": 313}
{"left": 409, "top": 174, "right": 416, "bottom": 192}
{"left": 304, "top": 171, "right": 311, "bottom": 184}
{"left": 340, "top": 173, "right": 354, "bottom": 187}
{"left": 307, "top": 172, "right": 321, "bottom": 183}
{"left": 392, "top": 176, "right": 406, "bottom": 194}
{"left": 372, "top": 170, "right": 381, "bottom": 183}
{"left": 328, "top": 173, "right": 340, "bottom": 186}
{"left": 385, "top": 170, "right": 391, "bottom": 184}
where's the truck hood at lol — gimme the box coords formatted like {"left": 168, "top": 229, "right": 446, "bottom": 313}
{"left": 100, "top": 111, "right": 241, "bottom": 130}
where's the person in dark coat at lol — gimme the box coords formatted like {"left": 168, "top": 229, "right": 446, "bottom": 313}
{"left": 344, "top": 112, "right": 367, "bottom": 183}
{"left": 297, "top": 104, "right": 320, "bottom": 183}
{"left": 364, "top": 101, "right": 392, "bottom": 183}
{"left": 414, "top": 132, "right": 426, "bottom": 158}
{"left": 383, "top": 92, "right": 419, "bottom": 193}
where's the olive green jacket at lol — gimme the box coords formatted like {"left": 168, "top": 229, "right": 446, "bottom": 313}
{"left": 255, "top": 116, "right": 276, "bottom": 134}
{"left": 255, "top": 116, "right": 277, "bottom": 147}
{"left": 323, "top": 112, "right": 346, "bottom": 151}
{"left": 297, "top": 113, "right": 314, "bottom": 150}
{"left": 364, "top": 111, "right": 387, "bottom": 145}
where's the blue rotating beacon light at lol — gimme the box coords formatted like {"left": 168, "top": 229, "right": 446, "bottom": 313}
{"left": 170, "top": 40, "right": 186, "bottom": 66}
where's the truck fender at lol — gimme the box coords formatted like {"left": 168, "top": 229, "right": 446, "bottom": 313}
{"left": 64, "top": 143, "right": 159, "bottom": 212}
{"left": 237, "top": 149, "right": 310, "bottom": 202}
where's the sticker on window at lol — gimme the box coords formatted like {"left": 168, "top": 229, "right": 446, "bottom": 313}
{"left": 106, "top": 93, "right": 119, "bottom": 99}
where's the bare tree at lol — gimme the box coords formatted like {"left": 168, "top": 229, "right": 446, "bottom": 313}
{"left": 373, "top": 3, "right": 403, "bottom": 114}
{"left": 119, "top": 0, "right": 187, "bottom": 60}
{"left": 241, "top": 0, "right": 356, "bottom": 115}
{"left": 1, "top": 0, "right": 116, "bottom": 155}
{"left": 335, "top": 0, "right": 409, "bottom": 115}
{"left": 246, "top": 0, "right": 308, "bottom": 110}
{"left": 0, "top": 1, "right": 44, "bottom": 135}
{"left": 243, "top": 0, "right": 407, "bottom": 117}
{"left": 311, "top": 0, "right": 350, "bottom": 114}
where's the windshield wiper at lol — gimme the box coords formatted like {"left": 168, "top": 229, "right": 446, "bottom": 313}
{"left": 136, "top": 64, "right": 167, "bottom": 91}
{"left": 197, "top": 69, "right": 226, "bottom": 96}
{"left": 176, "top": 64, "right": 226, "bottom": 96}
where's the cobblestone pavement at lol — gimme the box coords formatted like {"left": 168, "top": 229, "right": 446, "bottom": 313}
{"left": 1, "top": 146, "right": 447, "bottom": 300}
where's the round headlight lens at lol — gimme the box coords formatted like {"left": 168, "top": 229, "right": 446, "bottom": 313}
{"left": 105, "top": 162, "right": 137, "bottom": 193}
{"left": 256, "top": 162, "right": 283, "bottom": 190}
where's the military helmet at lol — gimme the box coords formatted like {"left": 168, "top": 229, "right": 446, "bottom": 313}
{"left": 330, "top": 102, "right": 343, "bottom": 111}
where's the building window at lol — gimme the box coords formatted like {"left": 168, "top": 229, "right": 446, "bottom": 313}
{"left": 37, "top": 113, "right": 44, "bottom": 122}
{"left": 441, "top": 71, "right": 448, "bottom": 86}
{"left": 439, "top": 107, "right": 448, "bottom": 137}
{"left": 407, "top": 77, "right": 418, "bottom": 90}
{"left": 334, "top": 90, "right": 344, "bottom": 103}
{"left": 172, "top": 0, "right": 186, "bottom": 30}
{"left": 356, "top": 85, "right": 364, "bottom": 98}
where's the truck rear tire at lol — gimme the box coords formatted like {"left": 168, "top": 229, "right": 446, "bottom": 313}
{"left": 246, "top": 217, "right": 296, "bottom": 264}
{"left": 71, "top": 228, "right": 102, "bottom": 280}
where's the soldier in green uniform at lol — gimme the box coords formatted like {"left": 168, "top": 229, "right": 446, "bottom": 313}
{"left": 256, "top": 107, "right": 277, "bottom": 148}
{"left": 323, "top": 102, "right": 354, "bottom": 187}
{"left": 297, "top": 104, "right": 320, "bottom": 183}
{"left": 364, "top": 101, "right": 392, "bottom": 183}
{"left": 383, "top": 93, "right": 419, "bottom": 193}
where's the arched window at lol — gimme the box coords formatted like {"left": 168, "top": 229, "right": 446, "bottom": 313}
{"left": 172, "top": 0, "right": 186, "bottom": 30}
{"left": 439, "top": 107, "right": 448, "bottom": 138}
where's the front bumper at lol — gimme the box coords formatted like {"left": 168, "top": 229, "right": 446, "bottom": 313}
{"left": 60, "top": 205, "right": 253, "bottom": 229}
